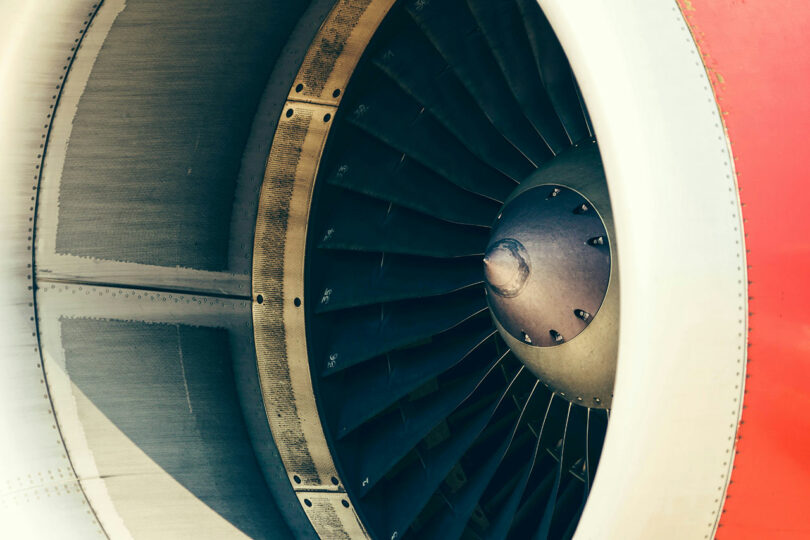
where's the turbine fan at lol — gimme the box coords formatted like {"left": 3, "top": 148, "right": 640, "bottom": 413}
{"left": 303, "top": 1, "right": 610, "bottom": 538}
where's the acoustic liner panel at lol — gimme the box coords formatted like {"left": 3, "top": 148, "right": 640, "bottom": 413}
{"left": 56, "top": 0, "right": 309, "bottom": 270}
{"left": 61, "top": 318, "right": 291, "bottom": 539}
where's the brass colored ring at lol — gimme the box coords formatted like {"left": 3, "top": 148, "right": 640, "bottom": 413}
{"left": 252, "top": 1, "right": 396, "bottom": 537}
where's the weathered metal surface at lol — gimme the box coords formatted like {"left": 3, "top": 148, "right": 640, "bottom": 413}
{"left": 34, "top": 0, "right": 308, "bottom": 297}
{"left": 252, "top": 1, "right": 396, "bottom": 538}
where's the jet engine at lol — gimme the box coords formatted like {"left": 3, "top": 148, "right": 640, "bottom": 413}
{"left": 0, "top": 0, "right": 807, "bottom": 538}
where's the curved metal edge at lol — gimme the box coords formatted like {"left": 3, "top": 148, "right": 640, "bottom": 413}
{"left": 0, "top": 1, "right": 109, "bottom": 538}
{"left": 681, "top": 2, "right": 810, "bottom": 536}
{"left": 251, "top": 1, "right": 395, "bottom": 538}
{"left": 535, "top": 2, "right": 747, "bottom": 539}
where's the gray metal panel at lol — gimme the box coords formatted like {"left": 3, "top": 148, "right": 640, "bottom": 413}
{"left": 54, "top": 0, "right": 309, "bottom": 271}
{"left": 61, "top": 319, "right": 288, "bottom": 540}
{"left": 36, "top": 281, "right": 296, "bottom": 539}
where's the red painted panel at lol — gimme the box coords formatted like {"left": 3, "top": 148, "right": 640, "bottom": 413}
{"left": 679, "top": 1, "right": 810, "bottom": 538}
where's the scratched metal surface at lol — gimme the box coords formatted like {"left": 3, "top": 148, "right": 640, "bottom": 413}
{"left": 52, "top": 0, "right": 301, "bottom": 272}
{"left": 251, "top": 1, "right": 398, "bottom": 536}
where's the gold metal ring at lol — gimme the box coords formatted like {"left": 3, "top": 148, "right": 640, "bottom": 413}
{"left": 252, "top": 1, "right": 395, "bottom": 537}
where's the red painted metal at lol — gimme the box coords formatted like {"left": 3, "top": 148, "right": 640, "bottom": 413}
{"left": 679, "top": 1, "right": 810, "bottom": 538}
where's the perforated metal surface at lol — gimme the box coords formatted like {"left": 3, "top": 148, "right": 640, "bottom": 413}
{"left": 252, "top": 1, "right": 397, "bottom": 538}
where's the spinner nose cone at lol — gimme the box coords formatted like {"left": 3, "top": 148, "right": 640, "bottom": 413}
{"left": 483, "top": 239, "right": 530, "bottom": 298}
{"left": 485, "top": 186, "right": 610, "bottom": 349}
{"left": 482, "top": 178, "right": 617, "bottom": 408}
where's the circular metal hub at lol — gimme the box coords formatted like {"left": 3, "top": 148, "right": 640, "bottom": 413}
{"left": 483, "top": 144, "right": 619, "bottom": 409}
{"left": 485, "top": 185, "right": 610, "bottom": 347}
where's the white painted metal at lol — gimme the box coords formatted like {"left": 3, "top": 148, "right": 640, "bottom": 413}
{"left": 534, "top": 2, "right": 747, "bottom": 539}
{"left": 0, "top": 1, "right": 108, "bottom": 537}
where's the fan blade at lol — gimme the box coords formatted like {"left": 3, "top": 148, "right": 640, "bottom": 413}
{"left": 571, "top": 75, "right": 594, "bottom": 138}
{"left": 545, "top": 477, "right": 581, "bottom": 540}
{"left": 535, "top": 402, "right": 573, "bottom": 540}
{"left": 405, "top": 0, "right": 553, "bottom": 165}
{"left": 587, "top": 407, "right": 609, "bottom": 488}
{"left": 550, "top": 408, "right": 590, "bottom": 539}
{"left": 314, "top": 253, "right": 483, "bottom": 313}
{"left": 476, "top": 430, "right": 535, "bottom": 518}
{"left": 466, "top": 0, "right": 569, "bottom": 154}
{"left": 334, "top": 322, "right": 497, "bottom": 437}
{"left": 485, "top": 394, "right": 555, "bottom": 540}
{"left": 366, "top": 391, "right": 500, "bottom": 537}
{"left": 559, "top": 434, "right": 591, "bottom": 540}
{"left": 347, "top": 72, "right": 519, "bottom": 194}
{"left": 368, "top": 359, "right": 525, "bottom": 539}
{"left": 317, "top": 190, "right": 489, "bottom": 258}
{"left": 422, "top": 380, "right": 540, "bottom": 540}
{"left": 515, "top": 0, "right": 589, "bottom": 144}
{"left": 352, "top": 353, "right": 516, "bottom": 497}
{"left": 584, "top": 408, "right": 592, "bottom": 494}
{"left": 325, "top": 131, "right": 501, "bottom": 226}
{"left": 372, "top": 16, "right": 535, "bottom": 179}
{"left": 319, "top": 287, "right": 488, "bottom": 376}
{"left": 507, "top": 458, "right": 556, "bottom": 539}
{"left": 561, "top": 500, "right": 584, "bottom": 540}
